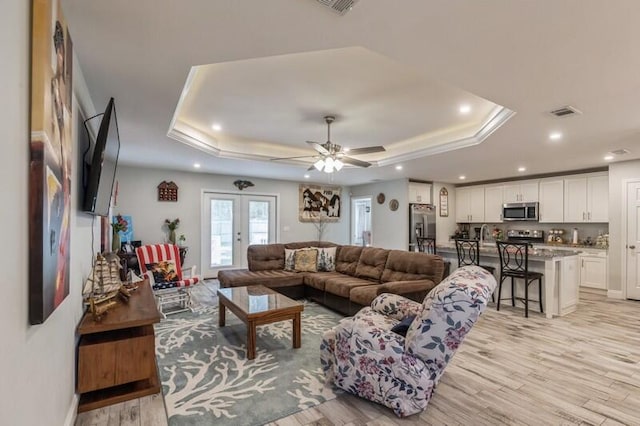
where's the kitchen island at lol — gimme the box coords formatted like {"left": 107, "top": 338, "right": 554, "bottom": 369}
{"left": 437, "top": 243, "right": 580, "bottom": 319}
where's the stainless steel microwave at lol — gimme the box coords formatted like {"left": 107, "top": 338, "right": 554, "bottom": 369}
{"left": 502, "top": 202, "right": 539, "bottom": 221}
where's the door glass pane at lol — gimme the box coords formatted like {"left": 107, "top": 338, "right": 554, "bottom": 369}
{"left": 249, "top": 201, "right": 269, "bottom": 245}
{"left": 210, "top": 199, "right": 233, "bottom": 266}
{"left": 353, "top": 199, "right": 372, "bottom": 246}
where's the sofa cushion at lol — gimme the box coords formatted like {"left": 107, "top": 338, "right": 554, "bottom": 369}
{"left": 304, "top": 271, "right": 344, "bottom": 291}
{"left": 284, "top": 249, "right": 296, "bottom": 271}
{"left": 324, "top": 276, "right": 378, "bottom": 299}
{"left": 381, "top": 251, "right": 445, "bottom": 285}
{"left": 314, "top": 246, "right": 337, "bottom": 272}
{"left": 355, "top": 247, "right": 390, "bottom": 281}
{"left": 217, "top": 269, "right": 304, "bottom": 288}
{"left": 294, "top": 248, "right": 318, "bottom": 272}
{"left": 334, "top": 246, "right": 363, "bottom": 275}
{"left": 349, "top": 285, "right": 381, "bottom": 306}
{"left": 247, "top": 244, "right": 285, "bottom": 271}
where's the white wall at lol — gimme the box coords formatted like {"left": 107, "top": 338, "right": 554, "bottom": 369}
{"left": 114, "top": 166, "right": 351, "bottom": 275}
{"left": 0, "top": 3, "right": 98, "bottom": 425}
{"left": 434, "top": 182, "right": 457, "bottom": 244}
{"left": 350, "top": 179, "right": 409, "bottom": 250}
{"left": 608, "top": 159, "right": 640, "bottom": 295}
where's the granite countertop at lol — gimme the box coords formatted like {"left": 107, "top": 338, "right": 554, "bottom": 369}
{"left": 533, "top": 242, "right": 608, "bottom": 251}
{"left": 437, "top": 243, "right": 580, "bottom": 260}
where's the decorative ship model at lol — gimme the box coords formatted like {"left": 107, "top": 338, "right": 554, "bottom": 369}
{"left": 83, "top": 253, "right": 136, "bottom": 320}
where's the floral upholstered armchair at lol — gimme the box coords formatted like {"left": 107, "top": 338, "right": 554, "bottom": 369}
{"left": 320, "top": 265, "right": 496, "bottom": 417}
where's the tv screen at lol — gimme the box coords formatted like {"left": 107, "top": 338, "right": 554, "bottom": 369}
{"left": 82, "top": 97, "right": 120, "bottom": 216}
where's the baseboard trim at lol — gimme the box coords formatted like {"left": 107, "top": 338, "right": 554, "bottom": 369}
{"left": 607, "top": 289, "right": 624, "bottom": 299}
{"left": 64, "top": 394, "right": 79, "bottom": 426}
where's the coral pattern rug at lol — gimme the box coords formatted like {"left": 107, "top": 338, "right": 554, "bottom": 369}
{"left": 155, "top": 284, "right": 343, "bottom": 425}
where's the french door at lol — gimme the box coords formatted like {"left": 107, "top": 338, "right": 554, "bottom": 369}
{"left": 351, "top": 197, "right": 372, "bottom": 246}
{"left": 202, "top": 192, "right": 277, "bottom": 278}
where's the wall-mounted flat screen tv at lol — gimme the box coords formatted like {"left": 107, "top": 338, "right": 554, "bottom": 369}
{"left": 82, "top": 97, "right": 120, "bottom": 216}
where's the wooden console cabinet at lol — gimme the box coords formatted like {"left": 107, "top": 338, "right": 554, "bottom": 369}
{"left": 76, "top": 280, "right": 161, "bottom": 413}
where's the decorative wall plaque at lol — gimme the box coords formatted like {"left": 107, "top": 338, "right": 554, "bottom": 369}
{"left": 158, "top": 181, "right": 178, "bottom": 202}
{"left": 439, "top": 187, "right": 449, "bottom": 217}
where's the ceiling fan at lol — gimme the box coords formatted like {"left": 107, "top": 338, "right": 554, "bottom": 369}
{"left": 270, "top": 115, "right": 385, "bottom": 172}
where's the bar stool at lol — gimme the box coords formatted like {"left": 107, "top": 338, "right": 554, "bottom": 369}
{"left": 495, "top": 241, "right": 543, "bottom": 318}
{"left": 417, "top": 237, "right": 436, "bottom": 255}
{"left": 454, "top": 239, "right": 496, "bottom": 301}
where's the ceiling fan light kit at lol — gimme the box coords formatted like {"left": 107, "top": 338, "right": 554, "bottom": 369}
{"left": 270, "top": 115, "right": 385, "bottom": 173}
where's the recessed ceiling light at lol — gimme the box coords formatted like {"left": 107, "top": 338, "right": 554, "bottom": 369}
{"left": 604, "top": 155, "right": 614, "bottom": 161}
{"left": 395, "top": 165, "right": 403, "bottom": 170}
{"left": 193, "top": 163, "right": 201, "bottom": 168}
{"left": 549, "top": 132, "right": 562, "bottom": 141}
{"left": 459, "top": 104, "right": 471, "bottom": 114}
{"left": 303, "top": 174, "right": 310, "bottom": 179}
{"left": 459, "top": 175, "right": 466, "bottom": 180}
{"left": 518, "top": 167, "right": 526, "bottom": 172}
{"left": 211, "top": 123, "right": 222, "bottom": 131}
{"left": 343, "top": 147, "right": 350, "bottom": 152}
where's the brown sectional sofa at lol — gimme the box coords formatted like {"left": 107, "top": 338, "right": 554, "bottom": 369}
{"left": 217, "top": 241, "right": 446, "bottom": 315}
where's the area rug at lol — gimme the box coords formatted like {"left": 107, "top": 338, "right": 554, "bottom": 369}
{"left": 155, "top": 286, "right": 344, "bottom": 426}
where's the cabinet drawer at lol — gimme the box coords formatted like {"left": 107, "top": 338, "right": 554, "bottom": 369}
{"left": 77, "top": 341, "right": 117, "bottom": 393}
{"left": 115, "top": 334, "right": 156, "bottom": 385}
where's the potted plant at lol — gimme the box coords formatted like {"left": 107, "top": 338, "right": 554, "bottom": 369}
{"left": 165, "top": 218, "right": 180, "bottom": 245}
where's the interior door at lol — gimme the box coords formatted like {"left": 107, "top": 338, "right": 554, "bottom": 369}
{"left": 202, "top": 192, "right": 276, "bottom": 278}
{"left": 626, "top": 181, "right": 640, "bottom": 299}
{"left": 351, "top": 197, "right": 372, "bottom": 246}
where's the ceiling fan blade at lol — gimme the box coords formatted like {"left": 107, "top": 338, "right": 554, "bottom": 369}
{"left": 307, "top": 164, "right": 317, "bottom": 171}
{"left": 341, "top": 156, "right": 372, "bottom": 168}
{"left": 270, "top": 155, "right": 316, "bottom": 161}
{"left": 345, "top": 146, "right": 386, "bottom": 155}
{"left": 306, "top": 141, "right": 330, "bottom": 156}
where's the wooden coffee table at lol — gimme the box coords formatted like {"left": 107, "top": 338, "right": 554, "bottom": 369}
{"left": 217, "top": 285, "right": 304, "bottom": 360}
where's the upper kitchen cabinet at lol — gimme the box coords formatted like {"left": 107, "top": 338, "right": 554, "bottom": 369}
{"left": 484, "top": 185, "right": 504, "bottom": 222}
{"left": 539, "top": 179, "right": 564, "bottom": 223}
{"left": 503, "top": 180, "right": 539, "bottom": 203}
{"left": 456, "top": 186, "right": 485, "bottom": 223}
{"left": 408, "top": 182, "right": 432, "bottom": 204}
{"left": 564, "top": 174, "right": 608, "bottom": 222}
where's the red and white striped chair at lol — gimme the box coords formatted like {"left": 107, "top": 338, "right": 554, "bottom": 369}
{"left": 136, "top": 243, "right": 200, "bottom": 317}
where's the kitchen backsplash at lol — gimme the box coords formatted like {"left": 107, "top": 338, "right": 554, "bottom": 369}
{"left": 464, "top": 222, "right": 608, "bottom": 244}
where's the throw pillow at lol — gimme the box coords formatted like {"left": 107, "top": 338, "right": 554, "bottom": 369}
{"left": 145, "top": 260, "right": 179, "bottom": 284}
{"left": 313, "top": 246, "right": 336, "bottom": 272}
{"left": 294, "top": 248, "right": 318, "bottom": 272}
{"left": 284, "top": 248, "right": 296, "bottom": 271}
{"left": 390, "top": 315, "right": 417, "bottom": 337}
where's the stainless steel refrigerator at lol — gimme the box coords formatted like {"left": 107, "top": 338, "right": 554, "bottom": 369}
{"left": 409, "top": 203, "right": 436, "bottom": 251}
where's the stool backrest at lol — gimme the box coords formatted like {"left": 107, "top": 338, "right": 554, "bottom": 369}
{"left": 496, "top": 241, "right": 530, "bottom": 274}
{"left": 454, "top": 239, "right": 480, "bottom": 267}
{"left": 417, "top": 237, "right": 436, "bottom": 255}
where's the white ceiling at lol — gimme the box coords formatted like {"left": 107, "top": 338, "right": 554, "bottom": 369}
{"left": 62, "top": 0, "right": 640, "bottom": 186}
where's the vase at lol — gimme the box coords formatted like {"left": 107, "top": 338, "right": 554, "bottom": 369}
{"left": 169, "top": 229, "right": 176, "bottom": 245}
{"left": 112, "top": 231, "right": 120, "bottom": 252}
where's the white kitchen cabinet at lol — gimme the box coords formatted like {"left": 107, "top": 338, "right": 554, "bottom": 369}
{"left": 579, "top": 253, "right": 607, "bottom": 289}
{"left": 539, "top": 179, "right": 564, "bottom": 223}
{"left": 564, "top": 174, "right": 608, "bottom": 223}
{"left": 455, "top": 186, "right": 485, "bottom": 222}
{"left": 484, "top": 185, "right": 504, "bottom": 222}
{"left": 408, "top": 182, "right": 432, "bottom": 204}
{"left": 503, "top": 181, "right": 539, "bottom": 203}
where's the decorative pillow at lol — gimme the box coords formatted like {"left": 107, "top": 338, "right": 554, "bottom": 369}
{"left": 390, "top": 315, "right": 417, "bottom": 337}
{"left": 313, "top": 246, "right": 336, "bottom": 272}
{"left": 145, "top": 260, "right": 179, "bottom": 284}
{"left": 284, "top": 248, "right": 296, "bottom": 271}
{"left": 294, "top": 248, "right": 318, "bottom": 272}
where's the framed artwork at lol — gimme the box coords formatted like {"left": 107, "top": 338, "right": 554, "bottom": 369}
{"left": 114, "top": 214, "right": 134, "bottom": 243}
{"left": 439, "top": 187, "right": 449, "bottom": 217}
{"left": 299, "top": 184, "right": 341, "bottom": 222}
{"left": 28, "top": 0, "right": 73, "bottom": 324}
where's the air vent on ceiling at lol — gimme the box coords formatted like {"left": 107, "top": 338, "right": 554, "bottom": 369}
{"left": 315, "top": 0, "right": 358, "bottom": 15}
{"left": 610, "top": 148, "right": 630, "bottom": 156}
{"left": 549, "top": 105, "right": 582, "bottom": 117}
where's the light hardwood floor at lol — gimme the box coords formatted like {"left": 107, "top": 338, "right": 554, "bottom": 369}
{"left": 76, "top": 289, "right": 640, "bottom": 426}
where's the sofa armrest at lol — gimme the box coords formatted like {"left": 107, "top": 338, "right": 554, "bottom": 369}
{"left": 370, "top": 293, "right": 422, "bottom": 321}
